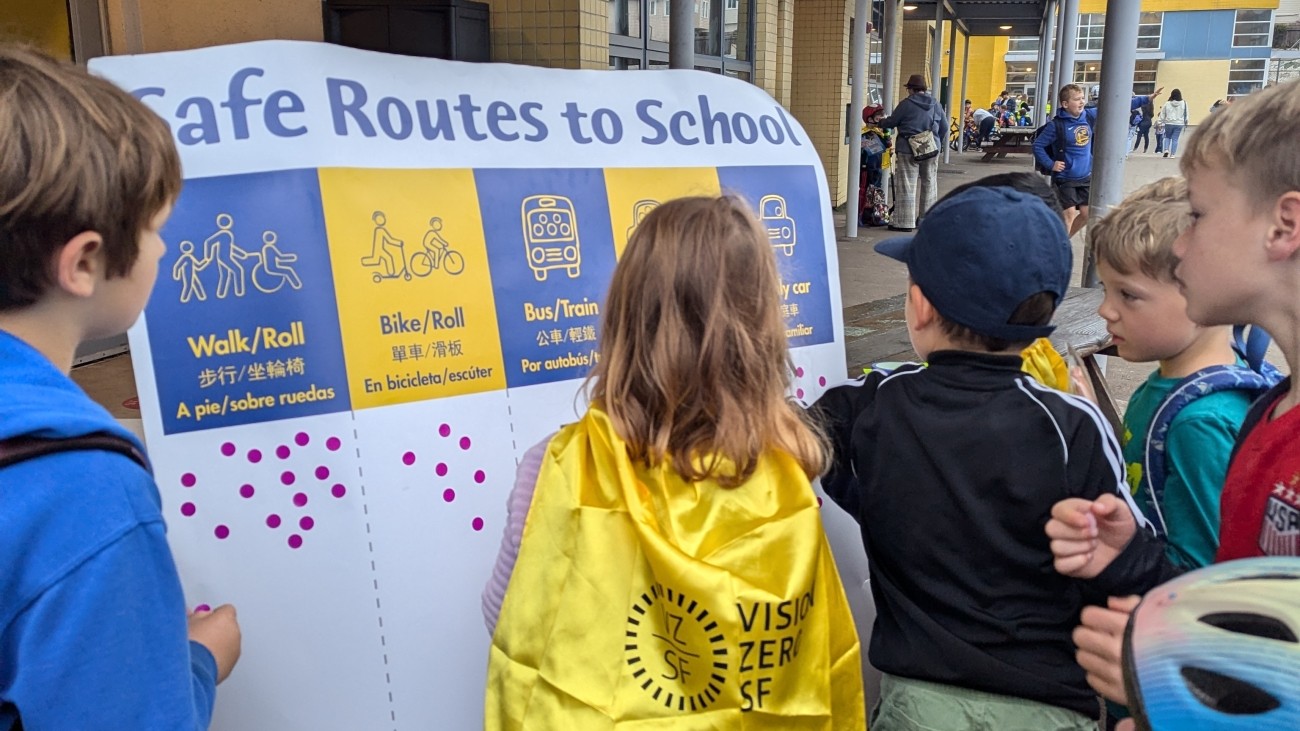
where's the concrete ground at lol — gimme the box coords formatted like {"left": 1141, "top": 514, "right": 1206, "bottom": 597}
{"left": 831, "top": 145, "right": 1213, "bottom": 409}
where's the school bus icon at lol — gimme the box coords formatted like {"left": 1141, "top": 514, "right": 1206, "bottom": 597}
{"left": 522, "top": 195, "right": 581, "bottom": 281}
{"left": 627, "top": 199, "right": 660, "bottom": 241}
{"left": 760, "top": 194, "right": 796, "bottom": 257}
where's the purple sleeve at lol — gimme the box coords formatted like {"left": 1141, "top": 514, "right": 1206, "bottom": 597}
{"left": 481, "top": 434, "right": 553, "bottom": 636}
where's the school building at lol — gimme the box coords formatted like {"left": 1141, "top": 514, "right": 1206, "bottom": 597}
{"left": 0, "top": 0, "right": 1286, "bottom": 209}
{"left": 948, "top": 0, "right": 1282, "bottom": 125}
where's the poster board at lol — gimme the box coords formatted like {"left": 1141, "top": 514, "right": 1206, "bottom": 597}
{"left": 91, "top": 40, "right": 852, "bottom": 729}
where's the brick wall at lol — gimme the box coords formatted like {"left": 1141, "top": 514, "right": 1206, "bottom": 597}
{"left": 791, "top": 0, "right": 853, "bottom": 205}
{"left": 481, "top": 0, "right": 608, "bottom": 69}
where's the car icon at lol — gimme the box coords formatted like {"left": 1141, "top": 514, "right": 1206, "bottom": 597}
{"left": 759, "top": 194, "right": 795, "bottom": 256}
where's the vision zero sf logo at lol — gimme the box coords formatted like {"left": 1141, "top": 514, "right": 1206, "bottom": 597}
{"left": 626, "top": 583, "right": 727, "bottom": 711}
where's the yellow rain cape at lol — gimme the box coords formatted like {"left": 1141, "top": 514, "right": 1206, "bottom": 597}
{"left": 486, "top": 408, "right": 865, "bottom": 729}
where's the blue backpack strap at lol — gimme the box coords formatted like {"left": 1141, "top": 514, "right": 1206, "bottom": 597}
{"left": 1142, "top": 361, "right": 1283, "bottom": 537}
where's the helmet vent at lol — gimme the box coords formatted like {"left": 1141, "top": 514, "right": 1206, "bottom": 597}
{"left": 1199, "top": 612, "right": 1298, "bottom": 643}
{"left": 1181, "top": 667, "right": 1281, "bottom": 715}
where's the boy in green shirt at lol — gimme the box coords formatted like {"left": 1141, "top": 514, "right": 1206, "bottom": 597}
{"left": 1087, "top": 177, "right": 1257, "bottom": 568}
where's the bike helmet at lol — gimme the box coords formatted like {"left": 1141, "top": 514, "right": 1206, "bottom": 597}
{"left": 1123, "top": 558, "right": 1300, "bottom": 731}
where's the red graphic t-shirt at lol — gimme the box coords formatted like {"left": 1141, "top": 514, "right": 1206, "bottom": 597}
{"left": 1216, "top": 392, "right": 1300, "bottom": 560}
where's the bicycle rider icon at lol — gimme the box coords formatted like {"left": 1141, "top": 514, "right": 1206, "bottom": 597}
{"left": 361, "top": 212, "right": 466, "bottom": 283}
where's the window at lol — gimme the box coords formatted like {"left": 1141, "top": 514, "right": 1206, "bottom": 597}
{"left": 610, "top": 0, "right": 754, "bottom": 80}
{"left": 1234, "top": 9, "right": 1272, "bottom": 47}
{"left": 1003, "top": 61, "right": 1037, "bottom": 107}
{"left": 1077, "top": 13, "right": 1104, "bottom": 52}
{"left": 1073, "top": 61, "right": 1101, "bottom": 85}
{"left": 609, "top": 0, "right": 642, "bottom": 37}
{"left": 1133, "top": 60, "right": 1158, "bottom": 95}
{"left": 1228, "top": 59, "right": 1267, "bottom": 98}
{"left": 1008, "top": 36, "right": 1039, "bottom": 53}
{"left": 1137, "top": 12, "right": 1161, "bottom": 50}
{"left": 727, "top": 0, "right": 738, "bottom": 7}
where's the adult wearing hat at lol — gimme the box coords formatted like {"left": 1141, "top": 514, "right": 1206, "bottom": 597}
{"left": 877, "top": 73, "right": 947, "bottom": 232}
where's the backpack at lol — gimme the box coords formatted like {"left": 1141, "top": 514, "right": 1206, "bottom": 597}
{"left": 1140, "top": 326, "right": 1284, "bottom": 537}
{"left": 0, "top": 432, "right": 145, "bottom": 470}
{"left": 1129, "top": 108, "right": 1143, "bottom": 127}
{"left": 1034, "top": 117, "right": 1070, "bottom": 176}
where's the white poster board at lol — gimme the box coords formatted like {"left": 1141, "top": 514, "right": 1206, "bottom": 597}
{"left": 92, "top": 40, "right": 851, "bottom": 729}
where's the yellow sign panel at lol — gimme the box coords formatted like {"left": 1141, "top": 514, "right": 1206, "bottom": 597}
{"left": 603, "top": 168, "right": 722, "bottom": 257}
{"left": 317, "top": 168, "right": 506, "bottom": 408}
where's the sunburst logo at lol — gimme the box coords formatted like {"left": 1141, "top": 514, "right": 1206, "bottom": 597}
{"left": 625, "top": 583, "right": 728, "bottom": 712}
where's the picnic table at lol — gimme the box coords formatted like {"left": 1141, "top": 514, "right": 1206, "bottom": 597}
{"left": 978, "top": 127, "right": 1037, "bottom": 161}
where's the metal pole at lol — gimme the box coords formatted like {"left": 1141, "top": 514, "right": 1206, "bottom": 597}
{"left": 930, "top": 1, "right": 944, "bottom": 106}
{"left": 1057, "top": 0, "right": 1079, "bottom": 100}
{"left": 1082, "top": 0, "right": 1141, "bottom": 287}
{"left": 669, "top": 0, "right": 694, "bottom": 69}
{"left": 847, "top": 0, "right": 869, "bottom": 238}
{"left": 943, "top": 20, "right": 957, "bottom": 163}
{"left": 881, "top": 0, "right": 900, "bottom": 205}
{"left": 1035, "top": 18, "right": 1050, "bottom": 126}
{"left": 959, "top": 32, "right": 969, "bottom": 152}
{"left": 1040, "top": 0, "right": 1057, "bottom": 126}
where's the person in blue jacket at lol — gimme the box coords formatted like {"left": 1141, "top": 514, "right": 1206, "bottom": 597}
{"left": 1034, "top": 83, "right": 1162, "bottom": 237}
{"left": 0, "top": 46, "right": 241, "bottom": 729}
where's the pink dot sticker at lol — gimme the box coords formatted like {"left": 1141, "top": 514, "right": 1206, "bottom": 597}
{"left": 795, "top": 366, "right": 805, "bottom": 377}
{"left": 819, "top": 376, "right": 827, "bottom": 387}
{"left": 474, "top": 469, "right": 486, "bottom": 484}
{"left": 439, "top": 423, "right": 451, "bottom": 437}
{"left": 194, "top": 603, "right": 211, "bottom": 613}
{"left": 402, "top": 451, "right": 416, "bottom": 466}
{"left": 459, "top": 436, "right": 471, "bottom": 450}
{"left": 299, "top": 516, "right": 314, "bottom": 531}
{"left": 443, "top": 488, "right": 456, "bottom": 503}
{"left": 276, "top": 445, "right": 291, "bottom": 460}
{"left": 295, "top": 432, "right": 310, "bottom": 447}
{"left": 472, "top": 517, "right": 485, "bottom": 531}
{"left": 435, "top": 462, "right": 448, "bottom": 477}
{"left": 266, "top": 514, "right": 282, "bottom": 528}
{"left": 293, "top": 492, "right": 308, "bottom": 507}
{"left": 331, "top": 484, "right": 347, "bottom": 498}
{"left": 214, "top": 525, "right": 230, "bottom": 540}
{"left": 180, "top": 473, "right": 196, "bottom": 488}
{"left": 220, "top": 442, "right": 236, "bottom": 457}
{"left": 180, "top": 502, "right": 196, "bottom": 517}
{"left": 315, "top": 466, "right": 330, "bottom": 480}
{"left": 326, "top": 436, "right": 342, "bottom": 451}
{"left": 280, "top": 471, "right": 296, "bottom": 486}
{"left": 796, "top": 388, "right": 805, "bottom": 399}
{"left": 288, "top": 534, "right": 303, "bottom": 549}
{"left": 239, "top": 484, "right": 255, "bottom": 499}
{"left": 248, "top": 449, "right": 263, "bottom": 464}
{"left": 817, "top": 496, "right": 824, "bottom": 507}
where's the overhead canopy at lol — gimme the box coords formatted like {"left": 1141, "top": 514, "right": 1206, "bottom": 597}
{"left": 900, "top": 0, "right": 1049, "bottom": 38}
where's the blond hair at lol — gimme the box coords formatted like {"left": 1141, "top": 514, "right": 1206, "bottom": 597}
{"left": 1181, "top": 80, "right": 1300, "bottom": 210}
{"left": 586, "top": 196, "right": 827, "bottom": 486}
{"left": 1059, "top": 83, "right": 1084, "bottom": 105}
{"left": 1089, "top": 177, "right": 1190, "bottom": 282}
{"left": 0, "top": 45, "right": 181, "bottom": 309}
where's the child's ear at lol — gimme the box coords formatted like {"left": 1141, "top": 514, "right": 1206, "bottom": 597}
{"left": 54, "top": 231, "right": 105, "bottom": 299}
{"left": 907, "top": 283, "right": 937, "bottom": 329}
{"left": 1266, "top": 191, "right": 1300, "bottom": 262}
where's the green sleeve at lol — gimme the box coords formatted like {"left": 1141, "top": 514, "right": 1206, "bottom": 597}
{"left": 1161, "top": 409, "right": 1244, "bottom": 568}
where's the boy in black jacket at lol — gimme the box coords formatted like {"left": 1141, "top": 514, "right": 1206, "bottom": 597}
{"left": 811, "top": 186, "right": 1154, "bottom": 730}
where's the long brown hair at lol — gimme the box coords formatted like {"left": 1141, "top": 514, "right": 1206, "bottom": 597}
{"left": 586, "top": 195, "right": 827, "bottom": 486}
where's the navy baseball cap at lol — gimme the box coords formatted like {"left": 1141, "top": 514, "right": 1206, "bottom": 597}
{"left": 874, "top": 186, "right": 1071, "bottom": 341}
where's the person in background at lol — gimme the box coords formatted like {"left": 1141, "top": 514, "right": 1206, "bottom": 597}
{"left": 877, "top": 73, "right": 946, "bottom": 232}
{"left": 1131, "top": 97, "right": 1154, "bottom": 154}
{"left": 1159, "top": 89, "right": 1189, "bottom": 158}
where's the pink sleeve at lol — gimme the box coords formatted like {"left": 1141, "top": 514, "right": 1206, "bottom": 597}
{"left": 481, "top": 434, "right": 552, "bottom": 636}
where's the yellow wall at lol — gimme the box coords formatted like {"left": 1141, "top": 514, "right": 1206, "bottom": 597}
{"left": 103, "top": 0, "right": 322, "bottom": 54}
{"left": 791, "top": 0, "right": 853, "bottom": 206}
{"left": 1079, "top": 0, "right": 1275, "bottom": 12}
{"left": 1155, "top": 59, "right": 1229, "bottom": 126}
{"left": 0, "top": 0, "right": 73, "bottom": 59}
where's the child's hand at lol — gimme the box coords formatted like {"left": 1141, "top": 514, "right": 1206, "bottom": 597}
{"left": 1069, "top": 366, "right": 1097, "bottom": 404}
{"left": 1073, "top": 595, "right": 1141, "bottom": 705}
{"left": 1045, "top": 494, "right": 1137, "bottom": 578}
{"left": 188, "top": 604, "right": 242, "bottom": 684}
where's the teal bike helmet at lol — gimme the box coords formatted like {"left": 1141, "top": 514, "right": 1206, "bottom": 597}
{"left": 1123, "top": 558, "right": 1300, "bottom": 730}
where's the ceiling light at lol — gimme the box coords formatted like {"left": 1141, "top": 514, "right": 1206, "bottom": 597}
{"left": 904, "top": 4, "right": 918, "bottom": 10}
{"left": 1088, "top": 65, "right": 1096, "bottom": 70}
{"left": 1000, "top": 24, "right": 1013, "bottom": 30}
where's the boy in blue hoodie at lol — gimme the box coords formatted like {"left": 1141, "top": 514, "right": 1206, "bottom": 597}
{"left": 1034, "top": 83, "right": 1161, "bottom": 237}
{"left": 0, "top": 46, "right": 241, "bottom": 729}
